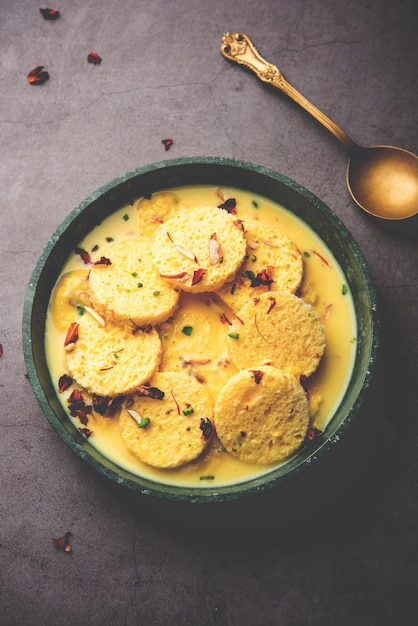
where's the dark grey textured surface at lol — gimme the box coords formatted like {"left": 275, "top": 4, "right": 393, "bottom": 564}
{"left": 1, "top": 1, "right": 417, "bottom": 624}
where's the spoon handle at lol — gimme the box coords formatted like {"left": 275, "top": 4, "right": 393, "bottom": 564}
{"left": 220, "top": 32, "right": 356, "bottom": 151}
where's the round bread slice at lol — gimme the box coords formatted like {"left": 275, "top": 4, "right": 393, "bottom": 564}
{"left": 214, "top": 366, "right": 310, "bottom": 464}
{"left": 151, "top": 205, "right": 247, "bottom": 293}
{"left": 65, "top": 312, "right": 161, "bottom": 397}
{"left": 88, "top": 239, "right": 180, "bottom": 326}
{"left": 216, "top": 222, "right": 303, "bottom": 312}
{"left": 136, "top": 191, "right": 185, "bottom": 238}
{"left": 119, "top": 372, "right": 213, "bottom": 468}
{"left": 227, "top": 290, "right": 325, "bottom": 377}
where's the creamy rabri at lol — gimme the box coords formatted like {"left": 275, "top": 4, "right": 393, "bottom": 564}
{"left": 46, "top": 185, "right": 357, "bottom": 487}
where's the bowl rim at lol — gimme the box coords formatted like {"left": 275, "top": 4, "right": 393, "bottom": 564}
{"left": 22, "top": 156, "right": 380, "bottom": 504}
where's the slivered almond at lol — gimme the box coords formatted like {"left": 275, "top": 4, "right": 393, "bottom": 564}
{"left": 180, "top": 356, "right": 212, "bottom": 366}
{"left": 78, "top": 292, "right": 92, "bottom": 307}
{"left": 127, "top": 408, "right": 144, "bottom": 425}
{"left": 84, "top": 306, "right": 106, "bottom": 327}
{"left": 209, "top": 233, "right": 221, "bottom": 265}
{"left": 159, "top": 271, "right": 188, "bottom": 280}
{"left": 175, "top": 244, "right": 198, "bottom": 263}
{"left": 246, "top": 238, "right": 259, "bottom": 250}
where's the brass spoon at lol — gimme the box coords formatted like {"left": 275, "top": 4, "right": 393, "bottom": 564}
{"left": 220, "top": 32, "right": 418, "bottom": 221}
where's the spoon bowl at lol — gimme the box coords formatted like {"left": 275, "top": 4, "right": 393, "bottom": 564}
{"left": 347, "top": 145, "right": 418, "bottom": 220}
{"left": 221, "top": 32, "right": 418, "bottom": 222}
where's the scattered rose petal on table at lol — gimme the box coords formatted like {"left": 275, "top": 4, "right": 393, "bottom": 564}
{"left": 161, "top": 138, "right": 173, "bottom": 151}
{"left": 27, "top": 66, "right": 49, "bottom": 85}
{"left": 87, "top": 51, "right": 102, "bottom": 65}
{"left": 52, "top": 531, "right": 72, "bottom": 553}
{"left": 39, "top": 8, "right": 60, "bottom": 20}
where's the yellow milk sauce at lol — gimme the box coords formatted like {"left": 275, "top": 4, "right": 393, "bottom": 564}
{"left": 45, "top": 185, "right": 356, "bottom": 487}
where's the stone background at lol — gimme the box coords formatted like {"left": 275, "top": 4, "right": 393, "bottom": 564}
{"left": 1, "top": 1, "right": 417, "bottom": 624}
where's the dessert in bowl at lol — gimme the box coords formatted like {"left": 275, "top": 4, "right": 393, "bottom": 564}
{"left": 23, "top": 157, "right": 379, "bottom": 530}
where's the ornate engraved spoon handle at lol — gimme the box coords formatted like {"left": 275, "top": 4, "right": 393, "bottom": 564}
{"left": 220, "top": 32, "right": 356, "bottom": 151}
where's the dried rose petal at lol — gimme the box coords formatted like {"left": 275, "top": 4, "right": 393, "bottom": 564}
{"left": 52, "top": 531, "right": 72, "bottom": 553}
{"left": 259, "top": 268, "right": 274, "bottom": 288}
{"left": 137, "top": 324, "right": 153, "bottom": 334}
{"left": 200, "top": 417, "right": 213, "bottom": 440}
{"left": 130, "top": 321, "right": 153, "bottom": 335}
{"left": 87, "top": 51, "right": 102, "bottom": 65}
{"left": 39, "top": 8, "right": 60, "bottom": 20}
{"left": 74, "top": 247, "right": 91, "bottom": 264}
{"left": 306, "top": 427, "right": 323, "bottom": 443}
{"left": 93, "top": 256, "right": 111, "bottom": 266}
{"left": 64, "top": 322, "right": 79, "bottom": 348}
{"left": 106, "top": 396, "right": 125, "bottom": 416}
{"left": 67, "top": 389, "right": 92, "bottom": 425}
{"left": 0, "top": 344, "right": 3, "bottom": 357}
{"left": 93, "top": 394, "right": 125, "bottom": 416}
{"left": 250, "top": 369, "right": 264, "bottom": 384}
{"left": 73, "top": 408, "right": 90, "bottom": 426}
{"left": 245, "top": 268, "right": 274, "bottom": 288}
{"left": 136, "top": 383, "right": 165, "bottom": 400}
{"left": 92, "top": 395, "right": 109, "bottom": 415}
{"left": 58, "top": 373, "right": 73, "bottom": 393}
{"left": 218, "top": 198, "right": 237, "bottom": 214}
{"left": 161, "top": 138, "right": 173, "bottom": 151}
{"left": 266, "top": 296, "right": 276, "bottom": 314}
{"left": 27, "top": 66, "right": 49, "bottom": 85}
{"left": 79, "top": 427, "right": 93, "bottom": 438}
{"left": 191, "top": 268, "right": 206, "bottom": 286}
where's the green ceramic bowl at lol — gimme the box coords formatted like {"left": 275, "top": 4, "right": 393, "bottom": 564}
{"left": 23, "top": 157, "right": 380, "bottom": 531}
